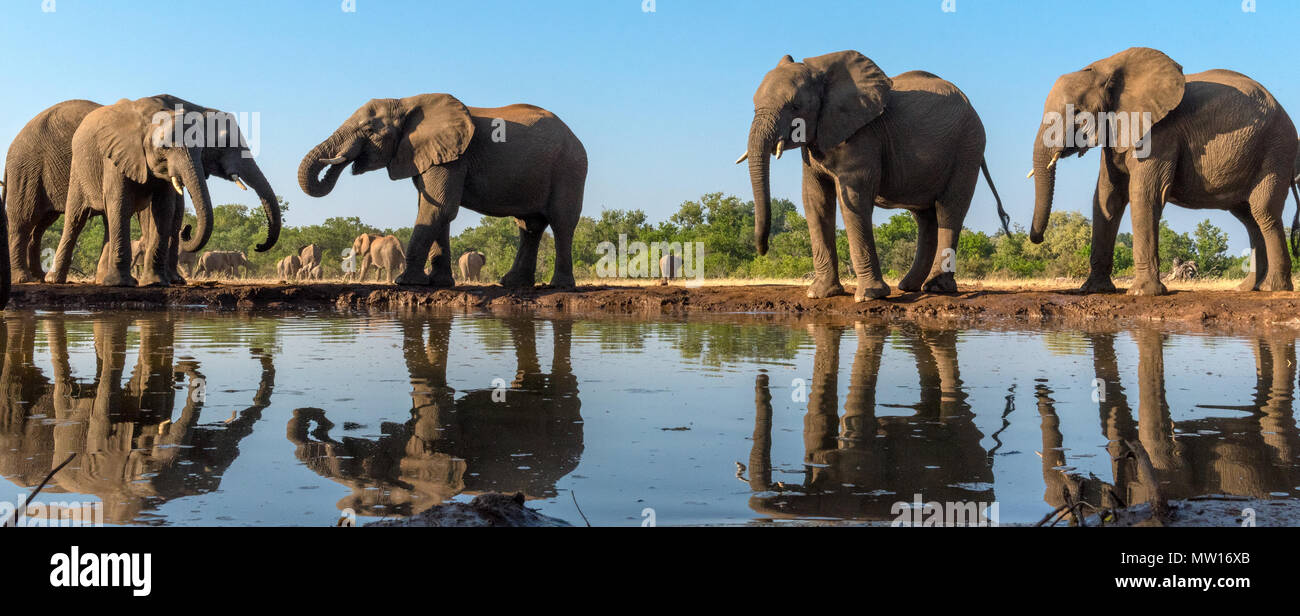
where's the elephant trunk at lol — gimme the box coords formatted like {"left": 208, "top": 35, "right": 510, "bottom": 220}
{"left": 238, "top": 159, "right": 281, "bottom": 253}
{"left": 747, "top": 109, "right": 780, "bottom": 256}
{"left": 180, "top": 149, "right": 214, "bottom": 254}
{"left": 298, "top": 130, "right": 355, "bottom": 198}
{"left": 1030, "top": 133, "right": 1058, "bottom": 245}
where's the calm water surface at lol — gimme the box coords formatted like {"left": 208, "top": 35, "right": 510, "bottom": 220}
{"left": 1, "top": 309, "right": 1296, "bottom": 525}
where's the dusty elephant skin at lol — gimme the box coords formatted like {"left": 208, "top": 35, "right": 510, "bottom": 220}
{"left": 1030, "top": 47, "right": 1299, "bottom": 296}
{"left": 740, "top": 51, "right": 1010, "bottom": 303}
{"left": 358, "top": 235, "right": 405, "bottom": 283}
{"left": 457, "top": 250, "right": 485, "bottom": 282}
{"left": 298, "top": 93, "right": 587, "bottom": 289}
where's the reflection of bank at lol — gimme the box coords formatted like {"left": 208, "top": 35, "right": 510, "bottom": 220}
{"left": 748, "top": 322, "right": 993, "bottom": 521}
{"left": 0, "top": 313, "right": 272, "bottom": 524}
{"left": 1039, "top": 330, "right": 1300, "bottom": 521}
{"left": 287, "top": 314, "right": 583, "bottom": 517}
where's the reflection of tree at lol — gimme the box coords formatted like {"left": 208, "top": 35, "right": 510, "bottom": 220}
{"left": 749, "top": 322, "right": 992, "bottom": 520}
{"left": 1042, "top": 330, "right": 1300, "bottom": 520}
{"left": 287, "top": 315, "right": 584, "bottom": 517}
{"left": 0, "top": 314, "right": 272, "bottom": 524}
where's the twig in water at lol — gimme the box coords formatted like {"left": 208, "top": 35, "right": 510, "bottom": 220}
{"left": 5, "top": 453, "right": 76, "bottom": 527}
{"left": 570, "top": 491, "right": 591, "bottom": 527}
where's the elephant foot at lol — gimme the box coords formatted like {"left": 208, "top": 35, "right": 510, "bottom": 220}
{"left": 897, "top": 273, "right": 925, "bottom": 293}
{"left": 853, "top": 279, "right": 891, "bottom": 303}
{"left": 44, "top": 271, "right": 68, "bottom": 284}
{"left": 550, "top": 274, "right": 577, "bottom": 290}
{"left": 98, "top": 270, "right": 138, "bottom": 287}
{"left": 1126, "top": 277, "right": 1168, "bottom": 297}
{"left": 395, "top": 270, "right": 431, "bottom": 286}
{"left": 1235, "top": 276, "right": 1258, "bottom": 292}
{"left": 430, "top": 273, "right": 455, "bottom": 288}
{"left": 12, "top": 271, "right": 43, "bottom": 284}
{"left": 805, "top": 277, "right": 846, "bottom": 299}
{"left": 1079, "top": 276, "right": 1118, "bottom": 294}
{"left": 1258, "top": 276, "right": 1293, "bottom": 292}
{"left": 921, "top": 272, "right": 957, "bottom": 294}
{"left": 137, "top": 272, "right": 168, "bottom": 287}
{"left": 501, "top": 271, "right": 536, "bottom": 289}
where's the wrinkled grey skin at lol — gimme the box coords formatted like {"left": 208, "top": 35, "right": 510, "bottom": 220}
{"left": 296, "top": 244, "right": 322, "bottom": 279}
{"left": 1031, "top": 48, "right": 1297, "bottom": 295}
{"left": 47, "top": 97, "right": 216, "bottom": 287}
{"left": 457, "top": 250, "right": 485, "bottom": 282}
{"left": 743, "top": 51, "right": 1008, "bottom": 302}
{"left": 276, "top": 254, "right": 302, "bottom": 279}
{"left": 298, "top": 93, "right": 586, "bottom": 289}
{"left": 360, "top": 235, "right": 405, "bottom": 283}
{"left": 194, "top": 250, "right": 250, "bottom": 279}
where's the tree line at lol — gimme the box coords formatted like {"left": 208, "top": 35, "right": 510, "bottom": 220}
{"left": 42, "top": 193, "right": 1249, "bottom": 282}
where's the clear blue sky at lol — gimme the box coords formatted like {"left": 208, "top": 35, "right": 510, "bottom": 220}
{"left": 1, "top": 0, "right": 1295, "bottom": 253}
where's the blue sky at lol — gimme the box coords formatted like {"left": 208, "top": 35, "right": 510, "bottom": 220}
{"left": 1, "top": 0, "right": 1295, "bottom": 252}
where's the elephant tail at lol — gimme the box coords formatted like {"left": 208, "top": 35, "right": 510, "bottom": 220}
{"left": 1290, "top": 179, "right": 1299, "bottom": 258}
{"left": 981, "top": 160, "right": 1011, "bottom": 237}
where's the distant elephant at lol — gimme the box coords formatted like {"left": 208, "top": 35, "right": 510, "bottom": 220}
{"left": 1029, "top": 48, "right": 1298, "bottom": 295}
{"left": 46, "top": 97, "right": 217, "bottom": 286}
{"left": 178, "top": 248, "right": 198, "bottom": 278}
{"left": 301, "top": 262, "right": 323, "bottom": 281}
{"left": 740, "top": 51, "right": 1009, "bottom": 301}
{"left": 458, "top": 251, "right": 485, "bottom": 282}
{"left": 194, "top": 250, "right": 250, "bottom": 279}
{"left": 6, "top": 96, "right": 277, "bottom": 285}
{"left": 297, "top": 244, "right": 322, "bottom": 280}
{"left": 359, "top": 235, "right": 405, "bottom": 283}
{"left": 658, "top": 254, "right": 682, "bottom": 285}
{"left": 276, "top": 254, "right": 302, "bottom": 279}
{"left": 345, "top": 233, "right": 384, "bottom": 281}
{"left": 298, "top": 93, "right": 587, "bottom": 289}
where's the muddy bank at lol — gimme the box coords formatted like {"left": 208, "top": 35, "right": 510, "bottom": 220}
{"left": 7, "top": 281, "right": 1300, "bottom": 330}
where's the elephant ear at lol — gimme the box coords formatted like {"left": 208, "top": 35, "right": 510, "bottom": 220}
{"left": 92, "top": 103, "right": 152, "bottom": 185}
{"left": 803, "top": 51, "right": 893, "bottom": 150}
{"left": 388, "top": 94, "right": 476, "bottom": 180}
{"left": 1089, "top": 47, "right": 1185, "bottom": 152}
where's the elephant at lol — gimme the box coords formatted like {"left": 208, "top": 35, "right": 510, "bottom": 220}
{"left": 298, "top": 93, "right": 587, "bottom": 289}
{"left": 345, "top": 233, "right": 384, "bottom": 281}
{"left": 0, "top": 179, "right": 8, "bottom": 309}
{"left": 1029, "top": 48, "right": 1298, "bottom": 295}
{"left": 297, "top": 244, "right": 322, "bottom": 279}
{"left": 178, "top": 247, "right": 198, "bottom": 278}
{"left": 457, "top": 250, "right": 485, "bottom": 282}
{"left": 45, "top": 97, "right": 217, "bottom": 287}
{"left": 740, "top": 51, "right": 1009, "bottom": 302}
{"left": 276, "top": 254, "right": 302, "bottom": 279}
{"left": 5, "top": 96, "right": 277, "bottom": 286}
{"left": 359, "top": 235, "right": 405, "bottom": 283}
{"left": 194, "top": 250, "right": 250, "bottom": 279}
{"left": 658, "top": 253, "right": 682, "bottom": 285}
{"left": 300, "top": 262, "right": 323, "bottom": 281}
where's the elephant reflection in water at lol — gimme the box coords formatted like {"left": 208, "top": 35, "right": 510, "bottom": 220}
{"left": 287, "top": 315, "right": 583, "bottom": 517}
{"left": 749, "top": 322, "right": 993, "bottom": 520}
{"left": 0, "top": 314, "right": 273, "bottom": 524}
{"left": 1038, "top": 329, "right": 1300, "bottom": 519}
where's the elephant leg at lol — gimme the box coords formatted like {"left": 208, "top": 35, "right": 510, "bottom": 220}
{"left": 803, "top": 167, "right": 846, "bottom": 298}
{"left": 98, "top": 194, "right": 137, "bottom": 287}
{"left": 1249, "top": 177, "right": 1293, "bottom": 291}
{"left": 546, "top": 174, "right": 584, "bottom": 289}
{"left": 922, "top": 162, "right": 979, "bottom": 294}
{"left": 550, "top": 216, "right": 578, "bottom": 289}
{"left": 1126, "top": 184, "right": 1167, "bottom": 297}
{"left": 1082, "top": 160, "right": 1129, "bottom": 293}
{"left": 399, "top": 166, "right": 463, "bottom": 287}
{"left": 837, "top": 173, "right": 889, "bottom": 302}
{"left": 163, "top": 192, "right": 186, "bottom": 285}
{"left": 47, "top": 185, "right": 92, "bottom": 284}
{"left": 9, "top": 218, "right": 38, "bottom": 284}
{"left": 502, "top": 216, "right": 545, "bottom": 288}
{"left": 1231, "top": 208, "right": 1264, "bottom": 291}
{"left": 898, "top": 208, "right": 937, "bottom": 293}
{"left": 136, "top": 202, "right": 168, "bottom": 287}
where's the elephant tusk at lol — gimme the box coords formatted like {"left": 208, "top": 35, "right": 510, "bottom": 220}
{"left": 1026, "top": 169, "right": 1035, "bottom": 179}
{"left": 735, "top": 152, "right": 749, "bottom": 165}
{"left": 171, "top": 177, "right": 184, "bottom": 195}
{"left": 231, "top": 174, "right": 248, "bottom": 191}
{"left": 774, "top": 139, "right": 786, "bottom": 160}
{"left": 319, "top": 156, "right": 348, "bottom": 165}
